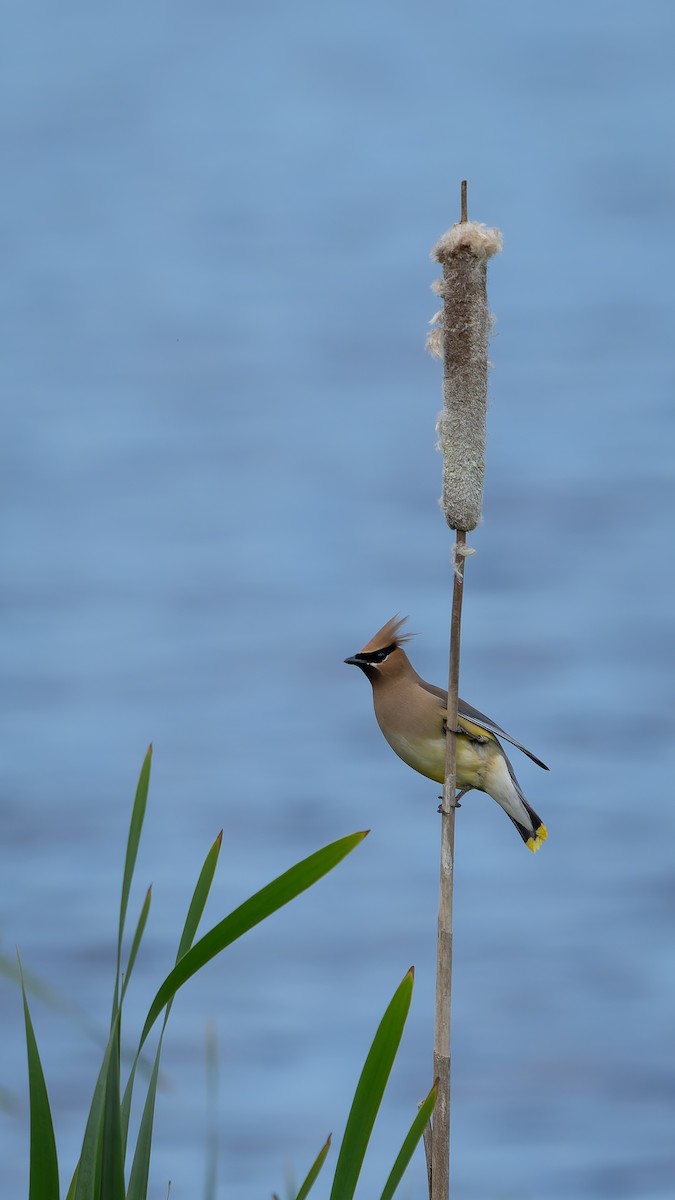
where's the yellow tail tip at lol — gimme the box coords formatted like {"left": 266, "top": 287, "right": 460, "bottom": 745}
{"left": 525, "top": 822, "right": 548, "bottom": 853}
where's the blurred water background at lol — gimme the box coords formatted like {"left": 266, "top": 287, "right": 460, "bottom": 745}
{"left": 2, "top": 1, "right": 674, "bottom": 1197}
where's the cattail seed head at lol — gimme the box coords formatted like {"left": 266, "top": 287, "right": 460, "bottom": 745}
{"left": 429, "top": 220, "right": 502, "bottom": 532}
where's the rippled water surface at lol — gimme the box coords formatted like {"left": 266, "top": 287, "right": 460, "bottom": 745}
{"left": 2, "top": 2, "right": 674, "bottom": 1197}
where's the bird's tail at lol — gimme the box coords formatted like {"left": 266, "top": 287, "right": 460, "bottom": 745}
{"left": 480, "top": 745, "right": 549, "bottom": 852}
{"left": 501, "top": 749, "right": 548, "bottom": 852}
{"left": 508, "top": 797, "right": 548, "bottom": 853}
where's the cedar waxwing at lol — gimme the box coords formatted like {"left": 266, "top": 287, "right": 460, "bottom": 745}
{"left": 345, "top": 616, "right": 548, "bottom": 851}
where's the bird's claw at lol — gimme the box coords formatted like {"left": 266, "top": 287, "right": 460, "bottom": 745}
{"left": 437, "top": 791, "right": 465, "bottom": 814}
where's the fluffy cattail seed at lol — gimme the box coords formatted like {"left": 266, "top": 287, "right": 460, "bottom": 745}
{"left": 428, "top": 213, "right": 502, "bottom": 531}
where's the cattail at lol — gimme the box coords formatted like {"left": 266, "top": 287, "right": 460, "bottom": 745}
{"left": 427, "top": 187, "right": 502, "bottom": 1200}
{"left": 428, "top": 217, "right": 502, "bottom": 531}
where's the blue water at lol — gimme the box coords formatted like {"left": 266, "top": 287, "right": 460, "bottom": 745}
{"left": 2, "top": 1, "right": 674, "bottom": 1197}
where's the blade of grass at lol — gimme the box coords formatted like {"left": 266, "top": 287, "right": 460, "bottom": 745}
{"left": 378, "top": 1080, "right": 438, "bottom": 1200}
{"left": 100, "top": 1019, "right": 125, "bottom": 1200}
{"left": 121, "top": 831, "right": 224, "bottom": 1153}
{"left": 120, "top": 886, "right": 152, "bottom": 1004}
{"left": 67, "top": 885, "right": 154, "bottom": 1197}
{"left": 114, "top": 745, "right": 152, "bottom": 1018}
{"left": 294, "top": 1134, "right": 332, "bottom": 1200}
{"left": 329, "top": 968, "right": 414, "bottom": 1200}
{"left": 72, "top": 1010, "right": 121, "bottom": 1200}
{"left": 126, "top": 1028, "right": 165, "bottom": 1200}
{"left": 67, "top": 751, "right": 154, "bottom": 1197}
{"left": 64, "top": 1165, "right": 78, "bottom": 1200}
{"left": 202, "top": 1019, "right": 218, "bottom": 1200}
{"left": 177, "top": 831, "right": 223, "bottom": 965}
{"left": 139, "top": 831, "right": 368, "bottom": 1051}
{"left": 18, "top": 953, "right": 60, "bottom": 1200}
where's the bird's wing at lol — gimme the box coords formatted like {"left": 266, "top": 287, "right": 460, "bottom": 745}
{"left": 458, "top": 698, "right": 549, "bottom": 770}
{"left": 418, "top": 680, "right": 549, "bottom": 771}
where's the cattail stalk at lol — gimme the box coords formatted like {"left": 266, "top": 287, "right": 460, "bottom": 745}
{"left": 426, "top": 182, "right": 502, "bottom": 1200}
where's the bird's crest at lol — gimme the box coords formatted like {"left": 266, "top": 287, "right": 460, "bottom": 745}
{"left": 359, "top": 614, "right": 416, "bottom": 655}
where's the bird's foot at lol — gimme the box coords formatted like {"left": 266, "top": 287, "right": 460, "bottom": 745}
{"left": 442, "top": 720, "right": 464, "bottom": 736}
{"left": 437, "top": 787, "right": 470, "bottom": 814}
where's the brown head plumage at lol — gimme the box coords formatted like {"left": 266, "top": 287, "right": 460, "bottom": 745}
{"left": 358, "top": 614, "right": 415, "bottom": 654}
{"left": 344, "top": 615, "right": 416, "bottom": 676}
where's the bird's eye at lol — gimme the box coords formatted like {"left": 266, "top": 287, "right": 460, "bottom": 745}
{"left": 356, "top": 642, "right": 396, "bottom": 666}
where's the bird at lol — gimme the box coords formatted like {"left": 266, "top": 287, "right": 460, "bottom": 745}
{"left": 344, "top": 615, "right": 549, "bottom": 851}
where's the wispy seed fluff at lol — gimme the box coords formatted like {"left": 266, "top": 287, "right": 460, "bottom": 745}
{"left": 427, "top": 221, "right": 502, "bottom": 532}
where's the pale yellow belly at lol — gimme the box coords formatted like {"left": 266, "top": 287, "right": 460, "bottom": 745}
{"left": 383, "top": 727, "right": 490, "bottom": 789}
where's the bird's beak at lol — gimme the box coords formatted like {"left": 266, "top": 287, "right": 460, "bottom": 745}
{"left": 344, "top": 655, "right": 361, "bottom": 666}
